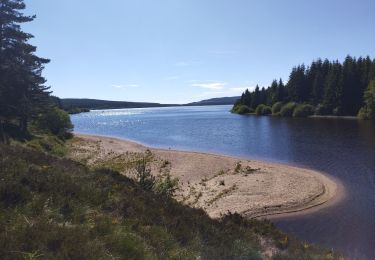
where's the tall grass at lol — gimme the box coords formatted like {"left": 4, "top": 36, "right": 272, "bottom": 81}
{"left": 0, "top": 144, "right": 343, "bottom": 259}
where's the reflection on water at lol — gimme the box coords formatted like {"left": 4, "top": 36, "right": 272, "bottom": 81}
{"left": 72, "top": 105, "right": 375, "bottom": 259}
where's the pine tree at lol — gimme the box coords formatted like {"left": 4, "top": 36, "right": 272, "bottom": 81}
{"left": 323, "top": 61, "right": 343, "bottom": 112}
{"left": 268, "top": 79, "right": 278, "bottom": 105}
{"left": 276, "top": 78, "right": 285, "bottom": 102}
{"left": 251, "top": 85, "right": 261, "bottom": 109}
{"left": 0, "top": 0, "right": 50, "bottom": 139}
{"left": 233, "top": 56, "right": 374, "bottom": 117}
{"left": 287, "top": 65, "right": 307, "bottom": 102}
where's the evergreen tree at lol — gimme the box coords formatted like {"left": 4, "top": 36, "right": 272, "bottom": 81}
{"left": 323, "top": 61, "right": 343, "bottom": 112}
{"left": 268, "top": 79, "right": 278, "bottom": 105}
{"left": 251, "top": 85, "right": 261, "bottom": 109}
{"left": 287, "top": 65, "right": 307, "bottom": 102}
{"left": 0, "top": 0, "right": 50, "bottom": 139}
{"left": 233, "top": 56, "right": 374, "bottom": 117}
{"left": 276, "top": 78, "right": 285, "bottom": 102}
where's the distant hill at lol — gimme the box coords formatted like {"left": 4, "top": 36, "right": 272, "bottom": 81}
{"left": 60, "top": 96, "right": 240, "bottom": 114}
{"left": 186, "top": 96, "right": 240, "bottom": 106}
{"left": 60, "top": 98, "right": 177, "bottom": 113}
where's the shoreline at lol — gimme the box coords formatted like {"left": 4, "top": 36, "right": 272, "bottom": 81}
{"left": 70, "top": 133, "right": 344, "bottom": 220}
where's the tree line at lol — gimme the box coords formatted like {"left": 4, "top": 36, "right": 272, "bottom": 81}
{"left": 0, "top": 0, "right": 72, "bottom": 142}
{"left": 233, "top": 56, "right": 375, "bottom": 119}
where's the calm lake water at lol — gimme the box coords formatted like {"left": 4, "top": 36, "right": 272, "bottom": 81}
{"left": 72, "top": 105, "right": 375, "bottom": 259}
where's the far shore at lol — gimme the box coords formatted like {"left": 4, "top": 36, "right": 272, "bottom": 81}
{"left": 68, "top": 133, "right": 344, "bottom": 220}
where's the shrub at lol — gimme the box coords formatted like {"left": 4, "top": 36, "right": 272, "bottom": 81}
{"left": 134, "top": 157, "right": 155, "bottom": 191}
{"left": 280, "top": 102, "right": 297, "bottom": 117}
{"left": 232, "top": 105, "right": 253, "bottom": 114}
{"left": 263, "top": 106, "right": 272, "bottom": 115}
{"left": 358, "top": 107, "right": 374, "bottom": 120}
{"left": 255, "top": 104, "right": 265, "bottom": 115}
{"left": 358, "top": 79, "right": 375, "bottom": 120}
{"left": 293, "top": 104, "right": 315, "bottom": 118}
{"left": 26, "top": 135, "right": 67, "bottom": 156}
{"left": 272, "top": 102, "right": 283, "bottom": 115}
{"left": 153, "top": 171, "right": 179, "bottom": 197}
{"left": 35, "top": 107, "right": 73, "bottom": 139}
{"left": 255, "top": 104, "right": 272, "bottom": 116}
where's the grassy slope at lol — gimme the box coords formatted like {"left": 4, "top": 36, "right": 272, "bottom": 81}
{"left": 0, "top": 141, "right": 343, "bottom": 259}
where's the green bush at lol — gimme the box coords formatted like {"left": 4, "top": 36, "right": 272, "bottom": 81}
{"left": 255, "top": 104, "right": 265, "bottom": 115}
{"left": 255, "top": 104, "right": 272, "bottom": 116}
{"left": 26, "top": 135, "right": 66, "bottom": 156}
{"left": 134, "top": 156, "right": 155, "bottom": 191}
{"left": 293, "top": 104, "right": 315, "bottom": 118}
{"left": 272, "top": 102, "right": 283, "bottom": 115}
{"left": 35, "top": 107, "right": 73, "bottom": 139}
{"left": 280, "top": 102, "right": 297, "bottom": 117}
{"left": 263, "top": 106, "right": 272, "bottom": 115}
{"left": 358, "top": 79, "right": 375, "bottom": 120}
{"left": 358, "top": 107, "right": 374, "bottom": 120}
{"left": 232, "top": 105, "right": 253, "bottom": 114}
{"left": 153, "top": 171, "right": 179, "bottom": 197}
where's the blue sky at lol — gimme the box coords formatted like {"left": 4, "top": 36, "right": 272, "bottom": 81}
{"left": 24, "top": 0, "right": 375, "bottom": 104}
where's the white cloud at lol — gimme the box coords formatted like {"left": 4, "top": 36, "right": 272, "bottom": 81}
{"left": 192, "top": 82, "right": 227, "bottom": 90}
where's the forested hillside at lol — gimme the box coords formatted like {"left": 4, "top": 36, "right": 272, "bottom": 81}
{"left": 60, "top": 98, "right": 178, "bottom": 114}
{"left": 233, "top": 57, "right": 375, "bottom": 119}
{"left": 186, "top": 96, "right": 240, "bottom": 106}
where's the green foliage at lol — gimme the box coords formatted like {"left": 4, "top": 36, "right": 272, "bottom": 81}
{"left": 0, "top": 0, "right": 50, "bottom": 139}
{"left": 232, "top": 56, "right": 375, "bottom": 117}
{"left": 24, "top": 135, "right": 67, "bottom": 156}
{"left": 134, "top": 156, "right": 155, "bottom": 191}
{"left": 66, "top": 107, "right": 90, "bottom": 114}
{"left": 272, "top": 102, "right": 283, "bottom": 115}
{"left": 0, "top": 143, "right": 343, "bottom": 259}
{"left": 280, "top": 102, "right": 297, "bottom": 117}
{"left": 34, "top": 108, "right": 73, "bottom": 140}
{"left": 232, "top": 104, "right": 253, "bottom": 114}
{"left": 255, "top": 104, "right": 272, "bottom": 116}
{"left": 358, "top": 79, "right": 375, "bottom": 120}
{"left": 153, "top": 171, "right": 179, "bottom": 197}
{"left": 293, "top": 104, "right": 315, "bottom": 118}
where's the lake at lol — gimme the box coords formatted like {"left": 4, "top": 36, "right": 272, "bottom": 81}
{"left": 72, "top": 105, "right": 375, "bottom": 259}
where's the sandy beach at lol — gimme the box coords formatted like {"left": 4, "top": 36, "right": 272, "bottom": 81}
{"left": 68, "top": 134, "right": 342, "bottom": 219}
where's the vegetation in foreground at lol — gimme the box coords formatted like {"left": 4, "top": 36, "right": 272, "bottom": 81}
{"left": 232, "top": 57, "right": 375, "bottom": 119}
{"left": 0, "top": 142, "right": 344, "bottom": 259}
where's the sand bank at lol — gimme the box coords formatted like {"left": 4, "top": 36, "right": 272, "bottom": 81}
{"left": 68, "top": 134, "right": 342, "bottom": 219}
